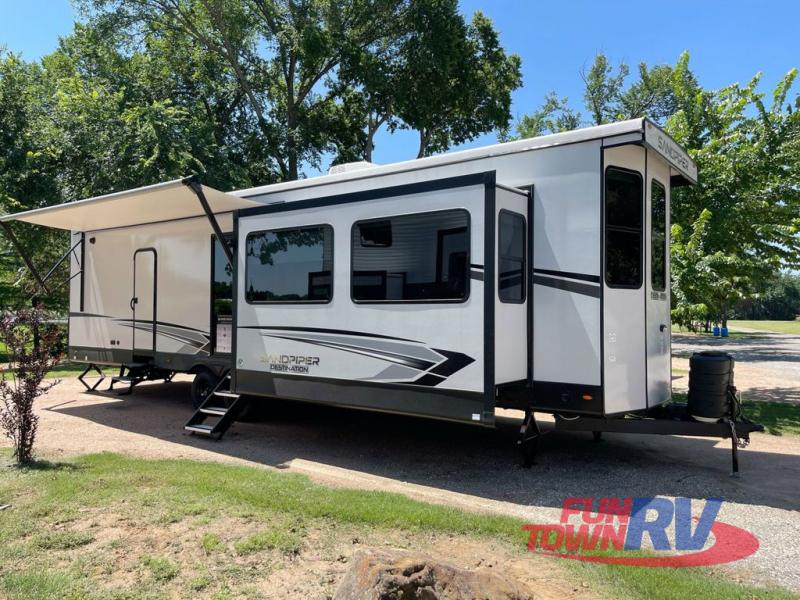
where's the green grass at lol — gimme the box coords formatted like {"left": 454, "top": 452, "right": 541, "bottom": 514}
{"left": 201, "top": 532, "right": 224, "bottom": 554}
{"left": 728, "top": 320, "right": 800, "bottom": 335}
{"left": 0, "top": 452, "right": 795, "bottom": 600}
{"left": 671, "top": 325, "right": 762, "bottom": 339}
{"left": 740, "top": 401, "right": 800, "bottom": 436}
{"left": 142, "top": 555, "right": 179, "bottom": 582}
{"left": 672, "top": 392, "right": 800, "bottom": 437}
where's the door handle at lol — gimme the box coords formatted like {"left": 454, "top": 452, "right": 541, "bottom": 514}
{"left": 130, "top": 297, "right": 138, "bottom": 310}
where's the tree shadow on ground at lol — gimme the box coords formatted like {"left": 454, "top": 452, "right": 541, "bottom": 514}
{"left": 47, "top": 380, "right": 800, "bottom": 515}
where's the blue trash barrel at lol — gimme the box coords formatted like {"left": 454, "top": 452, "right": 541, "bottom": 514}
{"left": 713, "top": 326, "right": 720, "bottom": 337}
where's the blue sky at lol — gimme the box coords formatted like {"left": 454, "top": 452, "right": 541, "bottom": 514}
{"left": 1, "top": 0, "right": 798, "bottom": 169}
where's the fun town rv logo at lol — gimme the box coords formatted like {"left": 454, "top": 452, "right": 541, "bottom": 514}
{"left": 523, "top": 497, "right": 759, "bottom": 567}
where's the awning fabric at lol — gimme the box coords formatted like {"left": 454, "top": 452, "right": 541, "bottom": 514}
{"left": 0, "top": 178, "right": 261, "bottom": 231}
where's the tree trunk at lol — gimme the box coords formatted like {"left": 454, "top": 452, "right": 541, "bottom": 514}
{"left": 416, "top": 130, "right": 430, "bottom": 159}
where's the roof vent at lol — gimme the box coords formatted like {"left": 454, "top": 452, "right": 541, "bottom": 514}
{"left": 328, "top": 161, "right": 378, "bottom": 176}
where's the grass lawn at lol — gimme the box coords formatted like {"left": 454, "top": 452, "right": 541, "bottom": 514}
{"left": 672, "top": 392, "right": 800, "bottom": 437}
{"left": 728, "top": 320, "right": 800, "bottom": 335}
{"left": 670, "top": 325, "right": 761, "bottom": 339}
{"left": 0, "top": 452, "right": 795, "bottom": 600}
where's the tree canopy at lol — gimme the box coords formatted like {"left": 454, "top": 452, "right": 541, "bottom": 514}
{"left": 0, "top": 0, "right": 521, "bottom": 308}
{"left": 506, "top": 52, "right": 800, "bottom": 327}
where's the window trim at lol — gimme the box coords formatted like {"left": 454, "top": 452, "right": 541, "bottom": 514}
{"left": 650, "top": 178, "right": 667, "bottom": 292}
{"left": 604, "top": 165, "right": 644, "bottom": 290}
{"left": 244, "top": 223, "right": 334, "bottom": 305}
{"left": 210, "top": 233, "right": 234, "bottom": 355}
{"left": 498, "top": 209, "right": 526, "bottom": 304}
{"left": 350, "top": 208, "right": 472, "bottom": 305}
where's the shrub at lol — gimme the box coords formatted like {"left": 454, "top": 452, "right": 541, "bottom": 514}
{"left": 0, "top": 306, "right": 61, "bottom": 464}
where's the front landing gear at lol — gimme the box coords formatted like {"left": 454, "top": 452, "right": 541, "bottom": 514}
{"left": 518, "top": 410, "right": 541, "bottom": 468}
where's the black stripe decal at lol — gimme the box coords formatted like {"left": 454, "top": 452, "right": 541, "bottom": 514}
{"left": 470, "top": 269, "right": 484, "bottom": 281}
{"left": 469, "top": 263, "right": 484, "bottom": 270}
{"left": 533, "top": 275, "right": 601, "bottom": 298}
{"left": 262, "top": 334, "right": 436, "bottom": 371}
{"left": 411, "top": 373, "right": 447, "bottom": 387}
{"left": 533, "top": 268, "right": 601, "bottom": 284}
{"left": 429, "top": 349, "right": 475, "bottom": 377}
{"left": 239, "top": 325, "right": 419, "bottom": 343}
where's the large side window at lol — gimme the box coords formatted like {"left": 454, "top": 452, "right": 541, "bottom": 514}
{"left": 498, "top": 210, "right": 526, "bottom": 303}
{"left": 651, "top": 180, "right": 667, "bottom": 292}
{"left": 351, "top": 209, "right": 469, "bottom": 302}
{"left": 245, "top": 225, "right": 333, "bottom": 303}
{"left": 605, "top": 167, "right": 643, "bottom": 288}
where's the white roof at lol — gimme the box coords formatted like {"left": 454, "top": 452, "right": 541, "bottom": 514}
{"left": 233, "top": 118, "right": 697, "bottom": 199}
{"left": 0, "top": 178, "right": 261, "bottom": 231}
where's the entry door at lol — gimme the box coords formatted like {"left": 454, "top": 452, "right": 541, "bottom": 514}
{"left": 645, "top": 150, "right": 671, "bottom": 406}
{"left": 603, "top": 145, "right": 647, "bottom": 414}
{"left": 132, "top": 248, "right": 157, "bottom": 360}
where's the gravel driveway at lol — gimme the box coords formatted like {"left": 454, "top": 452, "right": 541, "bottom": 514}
{"left": 12, "top": 376, "right": 800, "bottom": 593}
{"left": 672, "top": 331, "right": 800, "bottom": 404}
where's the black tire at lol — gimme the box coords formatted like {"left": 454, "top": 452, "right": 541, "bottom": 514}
{"left": 191, "top": 370, "right": 217, "bottom": 409}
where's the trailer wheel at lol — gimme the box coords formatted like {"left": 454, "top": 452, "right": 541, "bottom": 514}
{"left": 191, "top": 370, "right": 217, "bottom": 409}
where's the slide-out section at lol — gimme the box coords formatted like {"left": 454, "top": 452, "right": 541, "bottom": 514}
{"left": 235, "top": 175, "right": 494, "bottom": 425}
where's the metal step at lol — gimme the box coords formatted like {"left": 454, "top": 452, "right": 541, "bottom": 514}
{"left": 213, "top": 391, "right": 240, "bottom": 399}
{"left": 111, "top": 375, "right": 139, "bottom": 383}
{"left": 199, "top": 407, "right": 227, "bottom": 416}
{"left": 184, "top": 424, "right": 214, "bottom": 434}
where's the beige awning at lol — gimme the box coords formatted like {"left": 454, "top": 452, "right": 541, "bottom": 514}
{"left": 0, "top": 178, "right": 261, "bottom": 231}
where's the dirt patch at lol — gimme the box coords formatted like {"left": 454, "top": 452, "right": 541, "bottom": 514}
{"left": 10, "top": 507, "right": 596, "bottom": 600}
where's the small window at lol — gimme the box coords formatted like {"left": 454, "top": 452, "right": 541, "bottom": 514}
{"left": 212, "top": 235, "right": 234, "bottom": 353}
{"left": 651, "top": 180, "right": 667, "bottom": 292}
{"left": 245, "top": 225, "right": 333, "bottom": 303}
{"left": 351, "top": 210, "right": 469, "bottom": 302}
{"left": 605, "top": 167, "right": 643, "bottom": 288}
{"left": 498, "top": 211, "right": 526, "bottom": 303}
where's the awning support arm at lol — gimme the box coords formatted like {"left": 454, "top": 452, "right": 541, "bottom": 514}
{"left": 182, "top": 176, "right": 234, "bottom": 269}
{"left": 0, "top": 221, "right": 50, "bottom": 295}
{"left": 42, "top": 237, "right": 83, "bottom": 285}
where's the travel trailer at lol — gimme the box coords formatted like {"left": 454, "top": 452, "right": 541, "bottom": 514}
{"left": 0, "top": 118, "right": 761, "bottom": 471}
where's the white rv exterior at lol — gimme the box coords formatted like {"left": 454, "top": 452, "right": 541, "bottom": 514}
{"left": 1, "top": 118, "right": 697, "bottom": 427}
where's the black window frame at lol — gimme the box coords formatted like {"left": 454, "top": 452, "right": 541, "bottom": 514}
{"left": 604, "top": 166, "right": 644, "bottom": 290}
{"left": 244, "top": 223, "right": 334, "bottom": 305}
{"left": 650, "top": 178, "right": 667, "bottom": 292}
{"left": 497, "top": 209, "right": 526, "bottom": 304}
{"left": 210, "top": 233, "right": 234, "bottom": 355}
{"left": 350, "top": 208, "right": 471, "bottom": 304}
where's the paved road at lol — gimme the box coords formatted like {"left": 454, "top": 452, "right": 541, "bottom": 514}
{"left": 672, "top": 330, "right": 800, "bottom": 403}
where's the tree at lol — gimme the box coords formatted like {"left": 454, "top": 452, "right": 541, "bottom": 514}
{"left": 499, "top": 92, "right": 580, "bottom": 140}
{"left": 505, "top": 52, "right": 800, "bottom": 326}
{"left": 0, "top": 307, "right": 61, "bottom": 464}
{"left": 668, "top": 55, "right": 800, "bottom": 324}
{"left": 78, "top": 0, "right": 521, "bottom": 173}
{"left": 503, "top": 52, "right": 679, "bottom": 139}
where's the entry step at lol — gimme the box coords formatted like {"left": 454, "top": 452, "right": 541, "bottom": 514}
{"left": 184, "top": 424, "right": 214, "bottom": 435}
{"left": 213, "top": 391, "right": 240, "bottom": 399}
{"left": 199, "top": 407, "right": 227, "bottom": 416}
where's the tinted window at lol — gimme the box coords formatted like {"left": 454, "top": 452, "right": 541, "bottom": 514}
{"left": 651, "top": 180, "right": 667, "bottom": 292}
{"left": 605, "top": 168, "right": 643, "bottom": 288}
{"left": 352, "top": 210, "right": 469, "bottom": 302}
{"left": 245, "top": 225, "right": 333, "bottom": 303}
{"left": 212, "top": 236, "right": 234, "bottom": 353}
{"left": 498, "top": 211, "right": 525, "bottom": 302}
{"left": 212, "top": 236, "right": 233, "bottom": 316}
